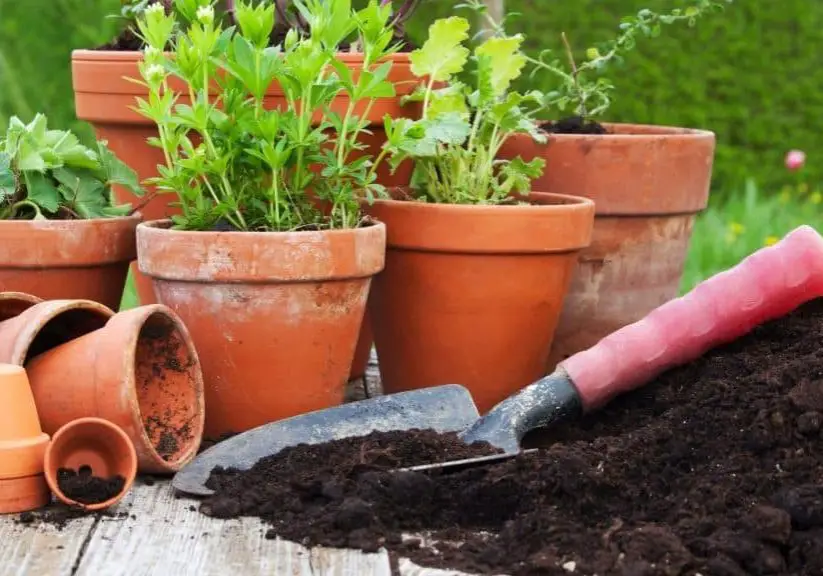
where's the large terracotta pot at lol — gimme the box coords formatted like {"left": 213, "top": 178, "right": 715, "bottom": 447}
{"left": 498, "top": 124, "right": 716, "bottom": 369}
{"left": 364, "top": 193, "right": 595, "bottom": 414}
{"left": 72, "top": 50, "right": 417, "bottom": 377}
{"left": 0, "top": 216, "right": 140, "bottom": 311}
{"left": 136, "top": 219, "right": 386, "bottom": 440}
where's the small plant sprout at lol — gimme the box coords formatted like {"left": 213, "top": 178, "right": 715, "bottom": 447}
{"left": 459, "top": 0, "right": 732, "bottom": 120}
{"left": 380, "top": 16, "right": 546, "bottom": 205}
{"left": 0, "top": 114, "right": 143, "bottom": 220}
{"left": 131, "top": 0, "right": 401, "bottom": 232}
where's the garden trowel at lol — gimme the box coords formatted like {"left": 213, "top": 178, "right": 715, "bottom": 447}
{"left": 174, "top": 225, "right": 823, "bottom": 496}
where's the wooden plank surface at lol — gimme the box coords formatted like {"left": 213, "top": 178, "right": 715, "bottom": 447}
{"left": 0, "top": 507, "right": 96, "bottom": 576}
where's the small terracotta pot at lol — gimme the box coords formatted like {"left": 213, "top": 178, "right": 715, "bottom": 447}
{"left": 0, "top": 216, "right": 140, "bottom": 311}
{"left": 0, "top": 364, "right": 51, "bottom": 514}
{"left": 44, "top": 417, "right": 137, "bottom": 511}
{"left": 498, "top": 124, "right": 716, "bottom": 369}
{"left": 72, "top": 50, "right": 418, "bottom": 325}
{"left": 136, "top": 219, "right": 386, "bottom": 439}
{"left": 25, "top": 305, "right": 204, "bottom": 474}
{"left": 364, "top": 193, "right": 595, "bottom": 413}
{"left": 0, "top": 299, "right": 114, "bottom": 367}
{"left": 0, "top": 292, "right": 42, "bottom": 323}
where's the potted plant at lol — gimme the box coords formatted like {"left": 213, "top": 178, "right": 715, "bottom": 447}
{"left": 364, "top": 16, "right": 596, "bottom": 413}
{"left": 71, "top": 0, "right": 422, "bottom": 315}
{"left": 479, "top": 0, "right": 728, "bottom": 368}
{"left": 132, "top": 0, "right": 388, "bottom": 439}
{"left": 0, "top": 114, "right": 144, "bottom": 310}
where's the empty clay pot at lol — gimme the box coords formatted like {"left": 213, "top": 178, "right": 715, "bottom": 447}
{"left": 0, "top": 216, "right": 141, "bottom": 311}
{"left": 365, "top": 193, "right": 596, "bottom": 413}
{"left": 0, "top": 299, "right": 114, "bottom": 366}
{"left": 136, "top": 219, "right": 386, "bottom": 440}
{"left": 498, "top": 124, "right": 716, "bottom": 369}
{"left": 44, "top": 417, "right": 137, "bottom": 511}
{"left": 25, "top": 304, "right": 204, "bottom": 474}
{"left": 0, "top": 364, "right": 50, "bottom": 514}
{"left": 0, "top": 292, "right": 42, "bottom": 323}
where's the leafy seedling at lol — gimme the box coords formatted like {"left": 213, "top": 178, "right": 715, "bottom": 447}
{"left": 0, "top": 114, "right": 143, "bottom": 220}
{"left": 379, "top": 15, "right": 546, "bottom": 205}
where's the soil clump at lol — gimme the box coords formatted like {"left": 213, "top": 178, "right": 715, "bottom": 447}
{"left": 57, "top": 465, "right": 126, "bottom": 505}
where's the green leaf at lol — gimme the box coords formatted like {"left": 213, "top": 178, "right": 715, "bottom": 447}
{"left": 475, "top": 35, "right": 527, "bottom": 100}
{"left": 410, "top": 16, "right": 471, "bottom": 82}
{"left": 0, "top": 152, "right": 14, "bottom": 203}
{"left": 423, "top": 113, "right": 471, "bottom": 146}
{"left": 97, "top": 141, "right": 144, "bottom": 197}
{"left": 427, "top": 84, "right": 470, "bottom": 119}
{"left": 500, "top": 156, "right": 546, "bottom": 194}
{"left": 23, "top": 171, "right": 60, "bottom": 214}
{"left": 45, "top": 130, "right": 99, "bottom": 169}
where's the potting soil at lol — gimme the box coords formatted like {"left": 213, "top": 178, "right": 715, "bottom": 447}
{"left": 57, "top": 466, "right": 126, "bottom": 505}
{"left": 201, "top": 298, "right": 823, "bottom": 575}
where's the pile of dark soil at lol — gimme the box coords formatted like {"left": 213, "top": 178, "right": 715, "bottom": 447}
{"left": 543, "top": 116, "right": 608, "bottom": 135}
{"left": 201, "top": 299, "right": 823, "bottom": 575}
{"left": 57, "top": 466, "right": 126, "bottom": 505}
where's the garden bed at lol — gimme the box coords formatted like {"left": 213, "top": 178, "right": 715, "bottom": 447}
{"left": 198, "top": 298, "right": 823, "bottom": 576}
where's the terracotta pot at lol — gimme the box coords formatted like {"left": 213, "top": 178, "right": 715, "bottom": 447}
{"left": 44, "top": 417, "right": 137, "bottom": 511}
{"left": 0, "top": 299, "right": 114, "bottom": 367}
{"left": 0, "top": 292, "right": 42, "bottom": 323}
{"left": 136, "top": 219, "right": 386, "bottom": 439}
{"left": 24, "top": 304, "right": 204, "bottom": 474}
{"left": 0, "top": 216, "right": 140, "bottom": 311}
{"left": 498, "top": 124, "right": 716, "bottom": 369}
{"left": 364, "top": 193, "right": 595, "bottom": 414}
{"left": 72, "top": 50, "right": 418, "bottom": 318}
{"left": 0, "top": 363, "right": 51, "bottom": 514}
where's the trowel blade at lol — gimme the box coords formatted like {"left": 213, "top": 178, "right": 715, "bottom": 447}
{"left": 172, "top": 384, "right": 480, "bottom": 496}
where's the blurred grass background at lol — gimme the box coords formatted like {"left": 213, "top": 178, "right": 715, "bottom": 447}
{"left": 0, "top": 0, "right": 819, "bottom": 306}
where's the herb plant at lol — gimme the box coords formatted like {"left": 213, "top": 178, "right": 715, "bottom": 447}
{"left": 460, "top": 0, "right": 732, "bottom": 120}
{"left": 133, "top": 0, "right": 400, "bottom": 232}
{"left": 0, "top": 114, "right": 143, "bottom": 220}
{"left": 380, "top": 16, "right": 545, "bottom": 205}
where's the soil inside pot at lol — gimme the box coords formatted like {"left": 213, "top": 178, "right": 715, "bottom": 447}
{"left": 135, "top": 313, "right": 200, "bottom": 463}
{"left": 542, "top": 115, "right": 608, "bottom": 135}
{"left": 57, "top": 465, "right": 126, "bottom": 505}
{"left": 199, "top": 298, "right": 823, "bottom": 575}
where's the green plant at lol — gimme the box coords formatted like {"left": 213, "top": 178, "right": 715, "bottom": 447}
{"left": 0, "top": 114, "right": 143, "bottom": 220}
{"left": 459, "top": 0, "right": 732, "bottom": 120}
{"left": 133, "top": 0, "right": 400, "bottom": 232}
{"left": 380, "top": 15, "right": 545, "bottom": 205}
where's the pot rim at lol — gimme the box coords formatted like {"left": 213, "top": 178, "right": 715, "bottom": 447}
{"left": 365, "top": 192, "right": 596, "bottom": 254}
{"left": 109, "top": 304, "right": 205, "bottom": 473}
{"left": 0, "top": 214, "right": 141, "bottom": 268}
{"left": 71, "top": 48, "right": 411, "bottom": 63}
{"left": 136, "top": 218, "right": 387, "bottom": 283}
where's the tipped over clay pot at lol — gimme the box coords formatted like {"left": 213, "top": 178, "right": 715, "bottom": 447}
{"left": 0, "top": 299, "right": 114, "bottom": 366}
{"left": 0, "top": 364, "right": 51, "bottom": 514}
{"left": 0, "top": 216, "right": 141, "bottom": 310}
{"left": 25, "top": 304, "right": 204, "bottom": 474}
{"left": 45, "top": 417, "right": 137, "bottom": 511}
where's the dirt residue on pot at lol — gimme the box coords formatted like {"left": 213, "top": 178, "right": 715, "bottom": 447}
{"left": 135, "top": 312, "right": 200, "bottom": 463}
{"left": 542, "top": 116, "right": 608, "bottom": 135}
{"left": 200, "top": 299, "right": 823, "bottom": 576}
{"left": 57, "top": 465, "right": 126, "bottom": 505}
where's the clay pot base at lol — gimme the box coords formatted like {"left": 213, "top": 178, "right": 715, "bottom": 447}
{"left": 135, "top": 311, "right": 201, "bottom": 466}
{"left": 0, "top": 293, "right": 42, "bottom": 323}
{"left": 0, "top": 475, "right": 50, "bottom": 514}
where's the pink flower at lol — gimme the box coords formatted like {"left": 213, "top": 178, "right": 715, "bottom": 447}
{"left": 785, "top": 149, "right": 806, "bottom": 171}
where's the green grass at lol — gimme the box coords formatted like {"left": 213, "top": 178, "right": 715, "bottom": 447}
{"left": 680, "top": 180, "right": 821, "bottom": 293}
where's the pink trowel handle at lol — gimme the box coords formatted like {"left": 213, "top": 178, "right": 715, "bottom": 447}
{"left": 560, "top": 225, "right": 823, "bottom": 412}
